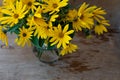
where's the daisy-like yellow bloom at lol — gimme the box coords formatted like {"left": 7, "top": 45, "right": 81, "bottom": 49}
{"left": 27, "top": 6, "right": 50, "bottom": 39}
{"left": 94, "top": 19, "right": 110, "bottom": 35}
{"left": 15, "top": 27, "right": 33, "bottom": 47}
{"left": 73, "top": 18, "right": 83, "bottom": 31}
{"left": 77, "top": 2, "right": 95, "bottom": 29}
{"left": 21, "top": 0, "right": 40, "bottom": 12}
{"left": 93, "top": 7, "right": 106, "bottom": 22}
{"left": 66, "top": 9, "right": 83, "bottom": 31}
{"left": 50, "top": 24, "right": 74, "bottom": 48}
{"left": 66, "top": 3, "right": 95, "bottom": 32}
{"left": 66, "top": 9, "right": 77, "bottom": 21}
{"left": 27, "top": 16, "right": 50, "bottom": 39}
{"left": 0, "top": 27, "right": 8, "bottom": 46}
{"left": 27, "top": 6, "right": 43, "bottom": 27}
{"left": 34, "top": 19, "right": 50, "bottom": 39}
{"left": 60, "top": 43, "right": 78, "bottom": 56}
{"left": 42, "top": 0, "right": 68, "bottom": 14}
{"left": 0, "top": 1, "right": 28, "bottom": 27}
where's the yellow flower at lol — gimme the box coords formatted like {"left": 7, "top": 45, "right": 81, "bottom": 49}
{"left": 0, "top": 1, "right": 28, "bottom": 27}
{"left": 60, "top": 43, "right": 78, "bottom": 56}
{"left": 27, "top": 7, "right": 50, "bottom": 39}
{"left": 0, "top": 27, "right": 8, "bottom": 46}
{"left": 34, "top": 19, "right": 50, "bottom": 39}
{"left": 49, "top": 14, "right": 59, "bottom": 27}
{"left": 27, "top": 6, "right": 43, "bottom": 27}
{"left": 66, "top": 9, "right": 82, "bottom": 31}
{"left": 0, "top": 7, "right": 3, "bottom": 18}
{"left": 50, "top": 14, "right": 59, "bottom": 22}
{"left": 94, "top": 19, "right": 110, "bottom": 35}
{"left": 77, "top": 2, "right": 95, "bottom": 29}
{"left": 66, "top": 3, "right": 96, "bottom": 32}
{"left": 29, "top": 16, "right": 42, "bottom": 27}
{"left": 72, "top": 18, "right": 83, "bottom": 31}
{"left": 50, "top": 24, "right": 74, "bottom": 48}
{"left": 27, "top": 16, "right": 34, "bottom": 27}
{"left": 93, "top": 7, "right": 106, "bottom": 22}
{"left": 21, "top": 0, "right": 40, "bottom": 12}
{"left": 15, "top": 27, "right": 33, "bottom": 47}
{"left": 34, "top": 6, "right": 43, "bottom": 18}
{"left": 42, "top": 0, "right": 68, "bottom": 14}
{"left": 66, "top": 9, "right": 78, "bottom": 21}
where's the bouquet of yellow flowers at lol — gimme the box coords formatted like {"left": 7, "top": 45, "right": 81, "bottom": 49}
{"left": 0, "top": 0, "right": 110, "bottom": 56}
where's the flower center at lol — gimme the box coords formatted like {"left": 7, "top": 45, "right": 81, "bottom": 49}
{"left": 74, "top": 17, "right": 78, "bottom": 22}
{"left": 23, "top": 33, "right": 27, "bottom": 37}
{"left": 14, "top": 14, "right": 19, "bottom": 19}
{"left": 52, "top": 3, "right": 58, "bottom": 8}
{"left": 34, "top": 17, "right": 41, "bottom": 25}
{"left": 27, "top": 2, "right": 32, "bottom": 6}
{"left": 59, "top": 32, "right": 64, "bottom": 38}
{"left": 46, "top": 26, "right": 50, "bottom": 29}
{"left": 74, "top": 18, "right": 78, "bottom": 22}
{"left": 34, "top": 16, "right": 38, "bottom": 21}
{"left": 80, "top": 15, "right": 84, "bottom": 19}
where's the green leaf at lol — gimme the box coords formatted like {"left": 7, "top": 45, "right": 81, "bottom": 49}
{"left": 83, "top": 28, "right": 91, "bottom": 36}
{"left": 8, "top": 24, "right": 20, "bottom": 33}
{"left": 47, "top": 42, "right": 56, "bottom": 50}
{"left": 31, "top": 36, "right": 41, "bottom": 48}
{"left": 13, "top": 29, "right": 19, "bottom": 34}
{"left": 39, "top": 38, "right": 45, "bottom": 47}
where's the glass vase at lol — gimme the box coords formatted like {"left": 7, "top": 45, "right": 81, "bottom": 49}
{"left": 33, "top": 46, "right": 59, "bottom": 63}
